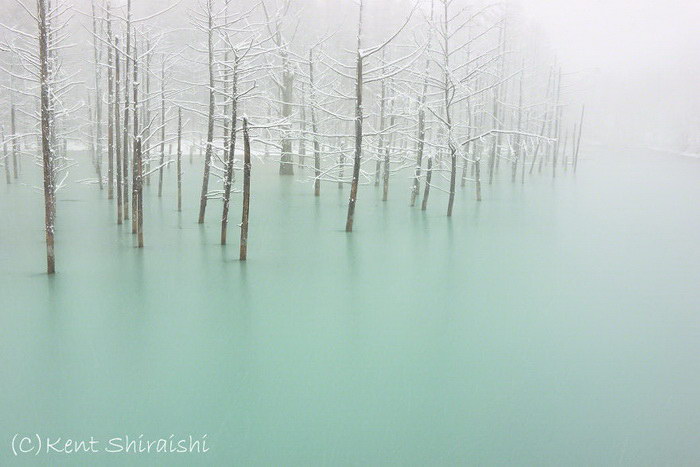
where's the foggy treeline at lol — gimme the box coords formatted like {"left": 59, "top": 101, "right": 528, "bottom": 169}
{"left": 0, "top": 0, "right": 587, "bottom": 273}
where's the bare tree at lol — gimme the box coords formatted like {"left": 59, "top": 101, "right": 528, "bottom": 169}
{"left": 176, "top": 106, "right": 182, "bottom": 211}
{"left": 38, "top": 0, "right": 56, "bottom": 273}
{"left": 239, "top": 117, "right": 251, "bottom": 260}
{"left": 344, "top": 0, "right": 417, "bottom": 232}
{"left": 196, "top": 0, "right": 217, "bottom": 223}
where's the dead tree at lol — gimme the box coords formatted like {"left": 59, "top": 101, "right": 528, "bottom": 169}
{"left": 123, "top": 0, "right": 132, "bottom": 226}
{"left": 133, "top": 40, "right": 144, "bottom": 248}
{"left": 309, "top": 47, "right": 321, "bottom": 196}
{"left": 573, "top": 105, "right": 584, "bottom": 172}
{"left": 344, "top": 0, "right": 417, "bottom": 232}
{"left": 177, "top": 107, "right": 182, "bottom": 211}
{"left": 106, "top": 7, "right": 115, "bottom": 199}
{"left": 2, "top": 127, "right": 10, "bottom": 184}
{"left": 157, "top": 59, "right": 166, "bottom": 197}
{"left": 196, "top": 0, "right": 217, "bottom": 224}
{"left": 10, "top": 103, "right": 19, "bottom": 179}
{"left": 239, "top": 117, "right": 251, "bottom": 261}
{"left": 220, "top": 58, "right": 238, "bottom": 245}
{"left": 38, "top": 0, "right": 56, "bottom": 273}
{"left": 114, "top": 36, "right": 123, "bottom": 223}
{"left": 90, "top": 0, "right": 104, "bottom": 188}
{"left": 261, "top": 0, "right": 295, "bottom": 176}
{"left": 410, "top": 14, "right": 433, "bottom": 207}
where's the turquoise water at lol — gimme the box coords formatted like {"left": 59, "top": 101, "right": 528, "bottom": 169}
{"left": 1, "top": 148, "right": 700, "bottom": 465}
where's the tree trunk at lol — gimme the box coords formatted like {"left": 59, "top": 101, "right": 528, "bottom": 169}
{"left": 298, "top": 82, "right": 306, "bottom": 169}
{"left": 3, "top": 128, "right": 10, "bottom": 184}
{"left": 38, "top": 0, "right": 56, "bottom": 274}
{"left": 124, "top": 1, "right": 133, "bottom": 225}
{"left": 309, "top": 50, "right": 321, "bottom": 197}
{"left": 198, "top": 0, "right": 216, "bottom": 223}
{"left": 574, "top": 105, "right": 585, "bottom": 172}
{"left": 410, "top": 106, "right": 425, "bottom": 207}
{"left": 239, "top": 118, "right": 251, "bottom": 260}
{"left": 475, "top": 158, "right": 482, "bottom": 201}
{"left": 382, "top": 97, "right": 395, "bottom": 202}
{"left": 158, "top": 61, "right": 166, "bottom": 197}
{"left": 90, "top": 0, "right": 103, "bottom": 187}
{"left": 10, "top": 104, "right": 19, "bottom": 179}
{"left": 221, "top": 62, "right": 238, "bottom": 245}
{"left": 106, "top": 15, "right": 114, "bottom": 200}
{"left": 278, "top": 52, "right": 294, "bottom": 175}
{"left": 177, "top": 107, "right": 182, "bottom": 212}
{"left": 114, "top": 37, "right": 123, "bottom": 224}
{"left": 345, "top": 52, "right": 363, "bottom": 232}
{"left": 375, "top": 56, "right": 387, "bottom": 186}
{"left": 133, "top": 41, "right": 143, "bottom": 247}
{"left": 421, "top": 155, "right": 432, "bottom": 211}
{"left": 513, "top": 70, "right": 523, "bottom": 183}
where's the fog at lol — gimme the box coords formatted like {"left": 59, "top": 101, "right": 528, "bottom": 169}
{"left": 518, "top": 0, "right": 700, "bottom": 152}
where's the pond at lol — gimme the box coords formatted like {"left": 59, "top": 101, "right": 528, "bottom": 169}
{"left": 1, "top": 148, "right": 699, "bottom": 464}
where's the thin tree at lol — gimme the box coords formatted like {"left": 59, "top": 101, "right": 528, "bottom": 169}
{"left": 345, "top": 0, "right": 417, "bottom": 232}
{"left": 239, "top": 117, "right": 251, "bottom": 261}
{"left": 197, "top": 0, "right": 216, "bottom": 224}
{"left": 176, "top": 107, "right": 182, "bottom": 211}
{"left": 38, "top": 0, "right": 56, "bottom": 273}
{"left": 114, "top": 36, "right": 123, "bottom": 223}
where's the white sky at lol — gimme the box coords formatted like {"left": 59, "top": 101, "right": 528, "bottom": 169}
{"left": 516, "top": 0, "right": 700, "bottom": 147}
{"left": 518, "top": 0, "right": 699, "bottom": 76}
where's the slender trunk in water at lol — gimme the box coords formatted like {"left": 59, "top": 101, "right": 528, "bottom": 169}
{"left": 38, "top": 0, "right": 56, "bottom": 273}
{"left": 177, "top": 108, "right": 182, "bottom": 212}
{"left": 345, "top": 52, "right": 363, "bottom": 232}
{"left": 221, "top": 64, "right": 238, "bottom": 245}
{"left": 114, "top": 37, "right": 123, "bottom": 224}
{"left": 133, "top": 42, "right": 143, "bottom": 247}
{"left": 106, "top": 15, "right": 114, "bottom": 200}
{"left": 239, "top": 118, "right": 251, "bottom": 260}
{"left": 309, "top": 50, "right": 321, "bottom": 197}
{"left": 158, "top": 61, "right": 166, "bottom": 197}
{"left": 3, "top": 128, "right": 10, "bottom": 184}
{"left": 421, "top": 156, "right": 433, "bottom": 211}
{"left": 198, "top": 0, "right": 216, "bottom": 223}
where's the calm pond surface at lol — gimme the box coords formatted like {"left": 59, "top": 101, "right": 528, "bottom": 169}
{"left": 1, "top": 147, "right": 700, "bottom": 465}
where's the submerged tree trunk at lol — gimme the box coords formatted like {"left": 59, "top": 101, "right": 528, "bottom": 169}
{"left": 345, "top": 51, "right": 363, "bottom": 232}
{"left": 239, "top": 118, "right": 251, "bottom": 260}
{"left": 177, "top": 107, "right": 182, "bottom": 212}
{"left": 375, "top": 56, "right": 387, "bottom": 186}
{"left": 198, "top": 0, "right": 216, "bottom": 223}
{"left": 90, "top": 0, "right": 103, "bottom": 187}
{"left": 221, "top": 63, "right": 238, "bottom": 245}
{"left": 574, "top": 105, "right": 585, "bottom": 172}
{"left": 3, "top": 128, "right": 10, "bottom": 184}
{"left": 158, "top": 61, "right": 166, "bottom": 197}
{"left": 513, "top": 70, "right": 523, "bottom": 183}
{"left": 338, "top": 142, "right": 345, "bottom": 189}
{"left": 106, "top": 14, "right": 114, "bottom": 200}
{"left": 278, "top": 52, "right": 294, "bottom": 175}
{"left": 298, "top": 82, "right": 306, "bottom": 169}
{"left": 11, "top": 104, "right": 19, "bottom": 179}
{"left": 124, "top": 0, "right": 133, "bottom": 226}
{"left": 421, "top": 155, "right": 432, "bottom": 211}
{"left": 38, "top": 0, "right": 55, "bottom": 274}
{"left": 309, "top": 49, "right": 321, "bottom": 197}
{"left": 475, "top": 158, "right": 482, "bottom": 201}
{"left": 410, "top": 105, "right": 425, "bottom": 207}
{"left": 133, "top": 42, "right": 143, "bottom": 248}
{"left": 114, "top": 37, "right": 123, "bottom": 224}
{"left": 382, "top": 85, "right": 395, "bottom": 202}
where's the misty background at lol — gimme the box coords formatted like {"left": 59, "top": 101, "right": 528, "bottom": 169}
{"left": 518, "top": 0, "right": 699, "bottom": 153}
{"left": 1, "top": 0, "right": 697, "bottom": 153}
